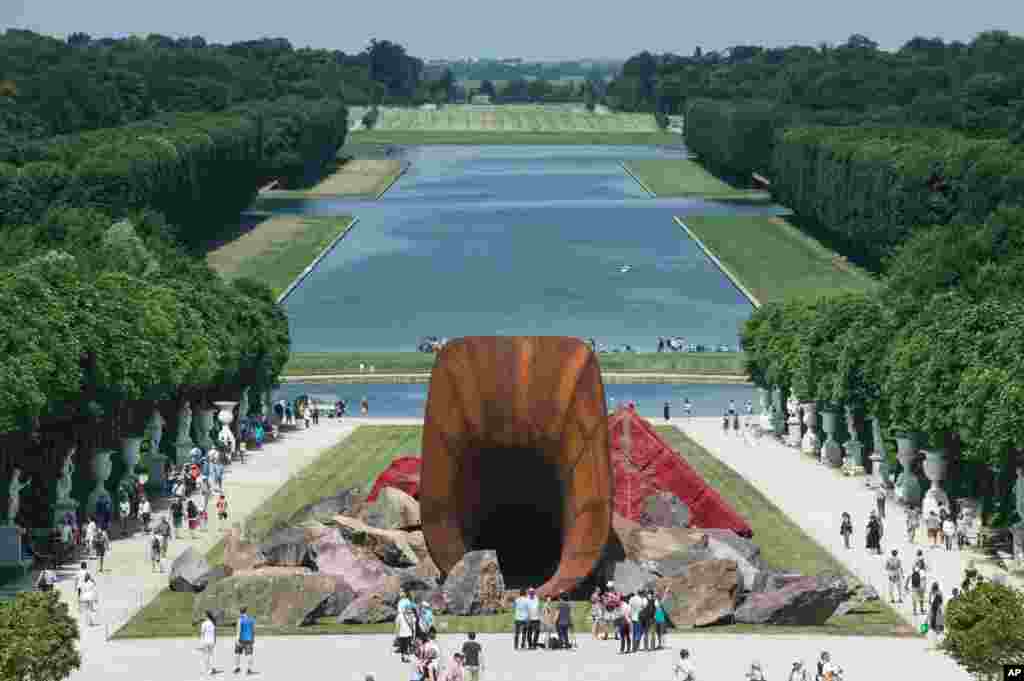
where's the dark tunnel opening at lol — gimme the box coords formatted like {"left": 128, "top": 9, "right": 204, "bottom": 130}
{"left": 464, "top": 446, "right": 566, "bottom": 589}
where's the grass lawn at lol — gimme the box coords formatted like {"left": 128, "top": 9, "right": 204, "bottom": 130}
{"left": 675, "top": 216, "right": 879, "bottom": 305}
{"left": 283, "top": 352, "right": 748, "bottom": 377}
{"left": 348, "top": 130, "right": 681, "bottom": 146}
{"left": 655, "top": 427, "right": 913, "bottom": 637}
{"left": 206, "top": 215, "right": 353, "bottom": 299}
{"left": 261, "top": 159, "right": 406, "bottom": 199}
{"left": 622, "top": 159, "right": 770, "bottom": 201}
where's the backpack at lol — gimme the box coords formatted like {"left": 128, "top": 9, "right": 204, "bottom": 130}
{"left": 911, "top": 571, "right": 922, "bottom": 589}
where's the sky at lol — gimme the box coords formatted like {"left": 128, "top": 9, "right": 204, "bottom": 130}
{"left": 2, "top": 0, "right": 1021, "bottom": 61}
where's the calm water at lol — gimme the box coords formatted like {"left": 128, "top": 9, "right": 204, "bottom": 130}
{"left": 274, "top": 382, "right": 757, "bottom": 419}
{"left": 261, "top": 145, "right": 787, "bottom": 352}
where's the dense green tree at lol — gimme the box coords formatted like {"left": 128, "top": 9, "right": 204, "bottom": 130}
{"left": 943, "top": 579, "right": 1024, "bottom": 680}
{"left": 0, "top": 591, "right": 80, "bottom": 681}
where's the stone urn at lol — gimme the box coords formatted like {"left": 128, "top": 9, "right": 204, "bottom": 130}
{"left": 894, "top": 434, "right": 923, "bottom": 506}
{"left": 86, "top": 449, "right": 115, "bottom": 519}
{"left": 786, "top": 397, "right": 802, "bottom": 448}
{"left": 146, "top": 409, "right": 168, "bottom": 487}
{"left": 771, "top": 387, "right": 785, "bottom": 436}
{"left": 800, "top": 402, "right": 820, "bottom": 457}
{"left": 195, "top": 407, "right": 217, "bottom": 451}
{"left": 921, "top": 448, "right": 951, "bottom": 517}
{"left": 214, "top": 401, "right": 238, "bottom": 453}
{"left": 118, "top": 436, "right": 144, "bottom": 502}
{"left": 868, "top": 415, "right": 888, "bottom": 487}
{"left": 758, "top": 388, "right": 773, "bottom": 432}
{"left": 843, "top": 407, "right": 865, "bottom": 476}
{"left": 52, "top": 447, "right": 80, "bottom": 526}
{"left": 820, "top": 410, "right": 843, "bottom": 467}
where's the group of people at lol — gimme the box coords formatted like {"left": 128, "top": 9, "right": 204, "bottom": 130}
{"left": 197, "top": 608, "right": 258, "bottom": 677}
{"left": 589, "top": 582, "right": 668, "bottom": 653}
{"left": 393, "top": 590, "right": 484, "bottom": 681}
{"left": 673, "top": 649, "right": 843, "bottom": 681}
{"left": 510, "top": 588, "right": 575, "bottom": 651}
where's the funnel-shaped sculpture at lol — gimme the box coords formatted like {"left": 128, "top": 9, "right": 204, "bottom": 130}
{"left": 421, "top": 336, "right": 612, "bottom": 597}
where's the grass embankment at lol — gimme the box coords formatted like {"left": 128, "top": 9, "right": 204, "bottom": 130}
{"left": 622, "top": 159, "right": 771, "bottom": 201}
{"left": 260, "top": 159, "right": 406, "bottom": 199}
{"left": 283, "top": 351, "right": 747, "bottom": 377}
{"left": 655, "top": 427, "right": 913, "bottom": 637}
{"left": 118, "top": 424, "right": 908, "bottom": 638}
{"left": 206, "top": 215, "right": 353, "bottom": 299}
{"left": 676, "top": 216, "right": 879, "bottom": 304}
{"left": 349, "top": 130, "right": 681, "bottom": 146}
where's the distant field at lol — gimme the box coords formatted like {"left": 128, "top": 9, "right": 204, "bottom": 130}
{"left": 676, "top": 215, "right": 879, "bottom": 305}
{"left": 623, "top": 159, "right": 770, "bottom": 201}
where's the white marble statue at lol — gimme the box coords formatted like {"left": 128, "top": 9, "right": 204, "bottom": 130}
{"left": 56, "top": 448, "right": 75, "bottom": 504}
{"left": 148, "top": 408, "right": 166, "bottom": 455}
{"left": 1015, "top": 467, "right": 1024, "bottom": 523}
{"left": 6, "top": 467, "right": 32, "bottom": 526}
{"left": 176, "top": 402, "right": 193, "bottom": 444}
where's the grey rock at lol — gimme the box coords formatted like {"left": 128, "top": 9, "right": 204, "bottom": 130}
{"left": 441, "top": 550, "right": 505, "bottom": 616}
{"left": 338, "top": 586, "right": 401, "bottom": 624}
{"left": 287, "top": 487, "right": 364, "bottom": 527}
{"left": 639, "top": 492, "right": 691, "bottom": 529}
{"left": 704, "top": 529, "right": 765, "bottom": 591}
{"left": 169, "top": 547, "right": 214, "bottom": 593}
{"left": 611, "top": 560, "right": 658, "bottom": 595}
{"left": 358, "top": 487, "right": 421, "bottom": 530}
{"left": 257, "top": 527, "right": 318, "bottom": 568}
{"left": 734, "top": 572, "right": 849, "bottom": 625}
{"left": 753, "top": 570, "right": 805, "bottom": 593}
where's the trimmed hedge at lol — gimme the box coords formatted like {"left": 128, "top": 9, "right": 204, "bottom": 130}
{"left": 684, "top": 98, "right": 781, "bottom": 178}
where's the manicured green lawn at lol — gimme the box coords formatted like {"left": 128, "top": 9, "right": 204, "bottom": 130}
{"left": 655, "top": 427, "right": 913, "bottom": 637}
{"left": 623, "top": 159, "right": 770, "bottom": 200}
{"left": 117, "top": 424, "right": 911, "bottom": 638}
{"left": 283, "top": 352, "right": 748, "bottom": 377}
{"left": 206, "top": 215, "right": 353, "bottom": 299}
{"left": 676, "top": 216, "right": 879, "bottom": 304}
{"left": 348, "top": 130, "right": 682, "bottom": 146}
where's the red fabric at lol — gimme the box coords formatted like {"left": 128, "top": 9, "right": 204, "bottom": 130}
{"left": 366, "top": 455, "right": 422, "bottom": 502}
{"left": 608, "top": 406, "right": 753, "bottom": 538}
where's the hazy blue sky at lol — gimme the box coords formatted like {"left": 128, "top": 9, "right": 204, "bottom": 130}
{"left": 2, "top": 0, "right": 1020, "bottom": 61}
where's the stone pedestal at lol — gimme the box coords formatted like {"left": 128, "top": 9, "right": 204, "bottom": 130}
{"left": 771, "top": 388, "right": 785, "bottom": 436}
{"left": 195, "top": 408, "right": 216, "bottom": 451}
{"left": 758, "top": 388, "right": 773, "bottom": 432}
{"left": 0, "top": 526, "right": 31, "bottom": 571}
{"left": 800, "top": 402, "right": 820, "bottom": 458}
{"left": 86, "top": 449, "right": 115, "bottom": 520}
{"left": 843, "top": 407, "right": 865, "bottom": 475}
{"left": 786, "top": 411, "right": 802, "bottom": 447}
{"left": 868, "top": 416, "right": 887, "bottom": 487}
{"left": 1012, "top": 525, "right": 1024, "bottom": 564}
{"left": 868, "top": 452, "right": 883, "bottom": 486}
{"left": 921, "top": 448, "right": 951, "bottom": 517}
{"left": 821, "top": 410, "right": 843, "bottom": 467}
{"left": 118, "top": 436, "right": 143, "bottom": 502}
{"left": 895, "top": 435, "right": 923, "bottom": 506}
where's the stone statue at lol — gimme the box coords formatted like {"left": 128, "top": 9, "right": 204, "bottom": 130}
{"left": 6, "top": 467, "right": 32, "bottom": 526}
{"left": 176, "top": 402, "right": 193, "bottom": 444}
{"left": 1015, "top": 467, "right": 1024, "bottom": 523}
{"left": 55, "top": 448, "right": 75, "bottom": 504}
{"left": 148, "top": 409, "right": 166, "bottom": 455}
{"left": 845, "top": 408, "right": 858, "bottom": 443}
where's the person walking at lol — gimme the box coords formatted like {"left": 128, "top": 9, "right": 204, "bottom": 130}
{"left": 907, "top": 566, "right": 927, "bottom": 615}
{"left": 653, "top": 588, "right": 668, "bottom": 649}
{"left": 556, "top": 593, "right": 572, "bottom": 650}
{"left": 199, "top": 610, "right": 219, "bottom": 677}
{"left": 746, "top": 660, "right": 767, "bottom": 680}
{"left": 839, "top": 512, "right": 853, "bottom": 549}
{"left": 590, "top": 589, "right": 604, "bottom": 640}
{"left": 722, "top": 409, "right": 731, "bottom": 432}
{"left": 139, "top": 496, "right": 152, "bottom": 533}
{"left": 540, "top": 596, "right": 555, "bottom": 647}
{"left": 602, "top": 583, "right": 619, "bottom": 640}
{"left": 682, "top": 398, "right": 692, "bottom": 418}
{"left": 617, "top": 596, "right": 631, "bottom": 654}
{"left": 526, "top": 587, "right": 541, "bottom": 649}
{"left": 149, "top": 532, "right": 162, "bottom": 572}
{"left": 885, "top": 549, "right": 905, "bottom": 604}
{"left": 171, "top": 497, "right": 184, "bottom": 539}
{"left": 512, "top": 589, "right": 529, "bottom": 650}
{"left": 461, "top": 632, "right": 483, "bottom": 681}
{"left": 875, "top": 486, "right": 886, "bottom": 519}
{"left": 119, "top": 496, "right": 131, "bottom": 536}
{"left": 663, "top": 401, "right": 671, "bottom": 421}
{"left": 641, "top": 590, "right": 656, "bottom": 650}
{"left": 906, "top": 507, "right": 920, "bottom": 543}
{"left": 83, "top": 517, "right": 97, "bottom": 558}
{"left": 396, "top": 591, "right": 415, "bottom": 662}
{"left": 673, "top": 649, "right": 695, "bottom": 680}
{"left": 925, "top": 510, "right": 941, "bottom": 549}
{"left": 789, "top": 659, "right": 810, "bottom": 681}
{"left": 628, "top": 590, "right": 644, "bottom": 653}
{"left": 79, "top": 573, "right": 99, "bottom": 626}
{"left": 866, "top": 510, "right": 882, "bottom": 554}
{"left": 187, "top": 498, "right": 200, "bottom": 539}
{"left": 234, "top": 605, "right": 256, "bottom": 675}
{"left": 93, "top": 526, "right": 110, "bottom": 573}
{"left": 732, "top": 410, "right": 741, "bottom": 435}
{"left": 928, "top": 582, "right": 945, "bottom": 645}
{"left": 361, "top": 396, "right": 369, "bottom": 416}
{"left": 217, "top": 494, "right": 229, "bottom": 530}
{"left": 942, "top": 515, "right": 957, "bottom": 551}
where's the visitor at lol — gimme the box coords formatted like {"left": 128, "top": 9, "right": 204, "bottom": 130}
{"left": 422, "top": 632, "right": 442, "bottom": 681}
{"left": 925, "top": 510, "right": 941, "bottom": 549}
{"left": 942, "top": 514, "right": 957, "bottom": 551}
{"left": 444, "top": 652, "right": 465, "bottom": 681}
{"left": 653, "top": 587, "right": 669, "bottom": 648}
{"left": 928, "top": 582, "right": 945, "bottom": 645}
{"left": 732, "top": 410, "right": 741, "bottom": 435}
{"left": 200, "top": 500, "right": 210, "bottom": 533}
{"left": 149, "top": 532, "right": 162, "bottom": 572}
{"left": 885, "top": 549, "right": 905, "bottom": 604}
{"left": 234, "top": 605, "right": 256, "bottom": 675}
{"left": 157, "top": 515, "right": 171, "bottom": 557}
{"left": 789, "top": 659, "right": 810, "bottom": 681}
{"left": 839, "top": 512, "right": 853, "bottom": 549}
{"left": 199, "top": 475, "right": 212, "bottom": 509}
{"left": 628, "top": 590, "right": 644, "bottom": 653}
{"left": 75, "top": 561, "right": 89, "bottom": 597}
{"left": 312, "top": 406, "right": 319, "bottom": 425}
{"left": 199, "top": 610, "right": 219, "bottom": 677}
{"left": 462, "top": 632, "right": 483, "bottom": 681}
{"left": 513, "top": 589, "right": 530, "bottom": 650}
{"left": 420, "top": 600, "right": 436, "bottom": 638}
{"left": 84, "top": 517, "right": 97, "bottom": 558}
{"left": 906, "top": 507, "right": 920, "bottom": 543}
{"left": 722, "top": 409, "right": 731, "bottom": 432}
{"left": 728, "top": 399, "right": 737, "bottom": 416}
{"left": 663, "top": 401, "right": 670, "bottom": 421}
{"left": 673, "top": 649, "right": 695, "bottom": 680}
{"left": 163, "top": 460, "right": 174, "bottom": 496}
{"left": 541, "top": 595, "right": 556, "bottom": 647}
{"left": 526, "top": 587, "right": 541, "bottom": 649}
{"left": 746, "top": 660, "right": 767, "bottom": 680}
{"left": 744, "top": 399, "right": 754, "bottom": 425}
{"left": 303, "top": 404, "right": 311, "bottom": 429}
{"left": 397, "top": 590, "right": 416, "bottom": 661}
{"left": 590, "top": 589, "right": 604, "bottom": 640}
{"left": 93, "top": 526, "right": 110, "bottom": 573}
{"left": 641, "top": 589, "right": 656, "bottom": 650}
{"left": 906, "top": 565, "right": 926, "bottom": 615}
{"left": 602, "top": 582, "right": 619, "bottom": 640}
{"left": 187, "top": 498, "right": 200, "bottom": 539}
{"left": 865, "top": 510, "right": 882, "bottom": 554}
{"left": 171, "top": 496, "right": 184, "bottom": 539}
{"left": 875, "top": 486, "right": 886, "bottom": 519}
{"left": 816, "top": 651, "right": 838, "bottom": 681}
{"left": 209, "top": 449, "right": 223, "bottom": 491}
{"left": 682, "top": 398, "right": 692, "bottom": 418}
{"left": 35, "top": 567, "right": 56, "bottom": 592}
{"left": 217, "top": 494, "right": 229, "bottom": 529}
{"left": 140, "top": 496, "right": 152, "bottom": 533}
{"left": 616, "top": 594, "right": 631, "bottom": 653}
{"left": 962, "top": 559, "right": 980, "bottom": 590}
{"left": 119, "top": 496, "right": 132, "bottom": 536}
{"left": 361, "top": 396, "right": 369, "bottom": 416}
{"left": 79, "top": 573, "right": 99, "bottom": 626}
{"left": 556, "top": 593, "right": 572, "bottom": 650}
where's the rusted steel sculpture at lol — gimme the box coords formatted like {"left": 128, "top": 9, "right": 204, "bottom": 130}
{"left": 421, "top": 336, "right": 612, "bottom": 597}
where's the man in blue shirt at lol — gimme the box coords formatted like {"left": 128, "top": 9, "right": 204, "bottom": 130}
{"left": 513, "top": 589, "right": 530, "bottom": 650}
{"left": 234, "top": 606, "right": 256, "bottom": 675}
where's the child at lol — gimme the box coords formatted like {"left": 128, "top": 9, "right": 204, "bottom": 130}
{"left": 150, "top": 533, "right": 162, "bottom": 572}
{"left": 216, "top": 494, "right": 228, "bottom": 529}
{"left": 840, "top": 512, "right": 853, "bottom": 549}
{"left": 119, "top": 497, "right": 131, "bottom": 536}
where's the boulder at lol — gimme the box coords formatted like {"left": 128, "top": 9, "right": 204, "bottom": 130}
{"left": 833, "top": 582, "right": 880, "bottom": 618}
{"left": 753, "top": 570, "right": 804, "bottom": 593}
{"left": 315, "top": 583, "right": 358, "bottom": 619}
{"left": 310, "top": 528, "right": 398, "bottom": 594}
{"left": 169, "top": 547, "right": 215, "bottom": 592}
{"left": 338, "top": 590, "right": 399, "bottom": 624}
{"left": 704, "top": 529, "right": 766, "bottom": 592}
{"left": 330, "top": 515, "right": 418, "bottom": 567}
{"left": 639, "top": 492, "right": 691, "bottom": 529}
{"left": 287, "top": 487, "right": 364, "bottom": 527}
{"left": 733, "top": 572, "right": 849, "bottom": 625}
{"left": 358, "top": 487, "right": 421, "bottom": 530}
{"left": 257, "top": 527, "right": 320, "bottom": 568}
{"left": 223, "top": 525, "right": 263, "bottom": 574}
{"left": 404, "top": 531, "right": 441, "bottom": 580}
{"left": 650, "top": 559, "right": 740, "bottom": 627}
{"left": 441, "top": 550, "right": 506, "bottom": 616}
{"left": 608, "top": 514, "right": 711, "bottom": 577}
{"left": 193, "top": 574, "right": 337, "bottom": 627}
{"left": 611, "top": 560, "right": 658, "bottom": 595}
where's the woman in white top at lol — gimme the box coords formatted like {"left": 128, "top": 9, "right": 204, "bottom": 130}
{"left": 79, "top": 574, "right": 98, "bottom": 626}
{"left": 199, "top": 610, "right": 219, "bottom": 677}
{"left": 673, "top": 648, "right": 695, "bottom": 680}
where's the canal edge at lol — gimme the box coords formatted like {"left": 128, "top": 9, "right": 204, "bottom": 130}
{"left": 281, "top": 372, "right": 752, "bottom": 385}
{"left": 276, "top": 216, "right": 360, "bottom": 305}
{"left": 375, "top": 161, "right": 412, "bottom": 200}
{"left": 672, "top": 216, "right": 762, "bottom": 309}
{"left": 620, "top": 161, "right": 657, "bottom": 197}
